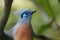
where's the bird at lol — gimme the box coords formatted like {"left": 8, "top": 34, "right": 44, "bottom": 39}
{"left": 8, "top": 8, "right": 36, "bottom": 40}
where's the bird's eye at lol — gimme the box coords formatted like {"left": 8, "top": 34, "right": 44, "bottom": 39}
{"left": 23, "top": 13, "right": 28, "bottom": 17}
{"left": 21, "top": 12, "right": 29, "bottom": 18}
{"left": 24, "top": 12, "right": 28, "bottom": 15}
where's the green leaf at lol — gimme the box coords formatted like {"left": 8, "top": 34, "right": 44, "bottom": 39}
{"left": 48, "top": 0, "right": 60, "bottom": 18}
{"left": 38, "top": 19, "right": 54, "bottom": 34}
{"left": 32, "top": 0, "right": 53, "bottom": 18}
{"left": 48, "top": 0, "right": 60, "bottom": 26}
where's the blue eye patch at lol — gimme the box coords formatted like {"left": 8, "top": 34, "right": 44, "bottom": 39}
{"left": 21, "top": 11, "right": 31, "bottom": 18}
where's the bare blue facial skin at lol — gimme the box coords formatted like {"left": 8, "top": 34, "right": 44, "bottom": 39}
{"left": 21, "top": 10, "right": 36, "bottom": 18}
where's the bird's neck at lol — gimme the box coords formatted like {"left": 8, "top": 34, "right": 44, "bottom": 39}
{"left": 17, "top": 16, "right": 32, "bottom": 24}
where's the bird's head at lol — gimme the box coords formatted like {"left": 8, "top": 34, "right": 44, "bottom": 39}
{"left": 14, "top": 8, "right": 36, "bottom": 19}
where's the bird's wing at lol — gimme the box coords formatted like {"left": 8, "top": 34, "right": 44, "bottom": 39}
{"left": 8, "top": 24, "right": 20, "bottom": 38}
{"left": 8, "top": 27, "right": 14, "bottom": 38}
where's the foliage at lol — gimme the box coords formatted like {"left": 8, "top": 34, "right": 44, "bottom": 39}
{"left": 0, "top": 0, "right": 60, "bottom": 40}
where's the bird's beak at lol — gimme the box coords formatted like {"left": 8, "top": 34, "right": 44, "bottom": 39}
{"left": 31, "top": 10, "right": 36, "bottom": 15}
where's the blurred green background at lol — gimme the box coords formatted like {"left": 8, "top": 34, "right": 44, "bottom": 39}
{"left": 0, "top": 0, "right": 60, "bottom": 40}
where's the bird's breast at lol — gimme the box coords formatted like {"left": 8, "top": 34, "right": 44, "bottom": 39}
{"left": 13, "top": 23, "right": 33, "bottom": 40}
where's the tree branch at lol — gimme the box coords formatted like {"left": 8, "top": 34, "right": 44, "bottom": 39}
{"left": 0, "top": 0, "right": 13, "bottom": 40}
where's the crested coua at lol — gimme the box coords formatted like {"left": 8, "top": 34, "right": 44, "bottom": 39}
{"left": 8, "top": 8, "right": 36, "bottom": 40}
